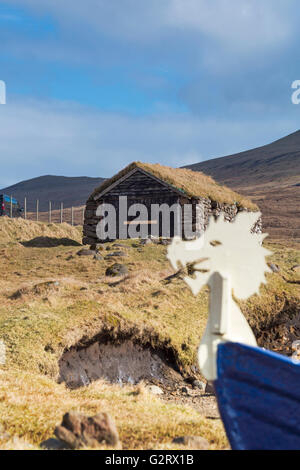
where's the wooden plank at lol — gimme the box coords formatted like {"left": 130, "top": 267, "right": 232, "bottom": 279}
{"left": 94, "top": 168, "right": 139, "bottom": 200}
{"left": 94, "top": 168, "right": 188, "bottom": 200}
{"left": 124, "top": 220, "right": 158, "bottom": 225}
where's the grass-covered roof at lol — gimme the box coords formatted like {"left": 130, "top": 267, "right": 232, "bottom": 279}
{"left": 90, "top": 161, "right": 258, "bottom": 210}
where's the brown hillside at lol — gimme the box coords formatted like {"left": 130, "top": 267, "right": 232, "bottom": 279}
{"left": 0, "top": 175, "right": 105, "bottom": 212}
{"left": 186, "top": 130, "right": 300, "bottom": 241}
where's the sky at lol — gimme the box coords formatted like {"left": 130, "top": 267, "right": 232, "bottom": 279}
{"left": 0, "top": 0, "right": 300, "bottom": 187}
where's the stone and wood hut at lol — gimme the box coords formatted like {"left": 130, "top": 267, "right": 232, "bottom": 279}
{"left": 83, "top": 162, "right": 259, "bottom": 244}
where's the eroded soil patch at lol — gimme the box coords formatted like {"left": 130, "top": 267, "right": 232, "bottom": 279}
{"left": 256, "top": 301, "right": 300, "bottom": 355}
{"left": 59, "top": 339, "right": 183, "bottom": 389}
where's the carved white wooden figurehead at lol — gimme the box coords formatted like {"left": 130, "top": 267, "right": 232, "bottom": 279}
{"left": 167, "top": 212, "right": 272, "bottom": 381}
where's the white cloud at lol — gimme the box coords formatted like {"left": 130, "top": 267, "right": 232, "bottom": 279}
{"left": 9, "top": 0, "right": 297, "bottom": 64}
{"left": 0, "top": 97, "right": 296, "bottom": 187}
{"left": 167, "top": 0, "right": 293, "bottom": 51}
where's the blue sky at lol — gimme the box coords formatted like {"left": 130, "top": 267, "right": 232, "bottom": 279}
{"left": 0, "top": 0, "right": 299, "bottom": 187}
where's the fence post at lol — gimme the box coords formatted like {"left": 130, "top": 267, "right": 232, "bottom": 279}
{"left": 10, "top": 196, "right": 12, "bottom": 218}
{"left": 71, "top": 206, "right": 74, "bottom": 226}
{"left": 49, "top": 201, "right": 52, "bottom": 223}
{"left": 60, "top": 203, "right": 63, "bottom": 224}
{"left": 82, "top": 207, "right": 85, "bottom": 225}
{"left": 24, "top": 197, "right": 27, "bottom": 220}
{"left": 36, "top": 200, "right": 39, "bottom": 222}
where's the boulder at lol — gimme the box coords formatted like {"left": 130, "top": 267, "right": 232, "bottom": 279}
{"left": 140, "top": 239, "right": 152, "bottom": 245}
{"left": 90, "top": 243, "right": 105, "bottom": 251}
{"left": 94, "top": 253, "right": 104, "bottom": 261}
{"left": 54, "top": 411, "right": 120, "bottom": 450}
{"left": 105, "top": 263, "right": 129, "bottom": 277}
{"left": 180, "top": 386, "right": 193, "bottom": 396}
{"left": 40, "top": 438, "right": 69, "bottom": 450}
{"left": 192, "top": 380, "right": 206, "bottom": 391}
{"left": 269, "top": 263, "right": 280, "bottom": 273}
{"left": 105, "top": 251, "right": 127, "bottom": 258}
{"left": 146, "top": 385, "right": 164, "bottom": 395}
{"left": 77, "top": 249, "right": 96, "bottom": 257}
{"left": 205, "top": 381, "right": 215, "bottom": 395}
{"left": 172, "top": 436, "right": 209, "bottom": 450}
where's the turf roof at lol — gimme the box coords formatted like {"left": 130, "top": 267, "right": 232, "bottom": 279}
{"left": 90, "top": 162, "right": 258, "bottom": 210}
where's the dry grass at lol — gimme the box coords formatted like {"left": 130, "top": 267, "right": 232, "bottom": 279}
{"left": 90, "top": 161, "right": 258, "bottom": 210}
{"left": 0, "top": 216, "right": 82, "bottom": 245}
{"left": 0, "top": 370, "right": 227, "bottom": 450}
{"left": 0, "top": 218, "right": 298, "bottom": 449}
{"left": 26, "top": 206, "right": 85, "bottom": 226}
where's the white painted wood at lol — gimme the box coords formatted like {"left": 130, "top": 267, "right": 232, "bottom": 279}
{"left": 167, "top": 212, "right": 272, "bottom": 381}
{"left": 124, "top": 220, "right": 158, "bottom": 225}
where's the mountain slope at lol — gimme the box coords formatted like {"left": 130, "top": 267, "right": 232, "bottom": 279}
{"left": 186, "top": 131, "right": 300, "bottom": 241}
{"left": 0, "top": 175, "right": 105, "bottom": 212}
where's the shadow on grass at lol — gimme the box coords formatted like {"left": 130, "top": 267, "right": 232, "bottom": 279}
{"left": 21, "top": 236, "right": 82, "bottom": 248}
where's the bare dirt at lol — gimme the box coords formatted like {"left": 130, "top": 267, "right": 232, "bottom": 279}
{"left": 58, "top": 339, "right": 183, "bottom": 389}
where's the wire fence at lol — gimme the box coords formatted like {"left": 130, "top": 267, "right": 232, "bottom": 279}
{"left": 5, "top": 196, "right": 85, "bottom": 226}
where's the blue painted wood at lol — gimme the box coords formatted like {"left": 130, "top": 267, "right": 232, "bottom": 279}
{"left": 214, "top": 342, "right": 300, "bottom": 450}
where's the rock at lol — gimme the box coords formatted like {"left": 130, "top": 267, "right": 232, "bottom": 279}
{"left": 54, "top": 411, "right": 120, "bottom": 450}
{"left": 205, "top": 381, "right": 215, "bottom": 395}
{"left": 146, "top": 385, "right": 164, "bottom": 395}
{"left": 180, "top": 385, "right": 194, "bottom": 396}
{"left": 105, "top": 263, "right": 128, "bottom": 277}
{"left": 292, "top": 265, "right": 300, "bottom": 273}
{"left": 40, "top": 438, "right": 69, "bottom": 450}
{"left": 90, "top": 243, "right": 104, "bottom": 251}
{"left": 192, "top": 380, "right": 206, "bottom": 391}
{"left": 105, "top": 251, "right": 127, "bottom": 258}
{"left": 172, "top": 436, "right": 209, "bottom": 450}
{"left": 77, "top": 249, "right": 96, "bottom": 257}
{"left": 269, "top": 263, "right": 280, "bottom": 273}
{"left": 160, "top": 239, "right": 170, "bottom": 246}
{"left": 140, "top": 239, "right": 152, "bottom": 245}
{"left": 94, "top": 253, "right": 104, "bottom": 261}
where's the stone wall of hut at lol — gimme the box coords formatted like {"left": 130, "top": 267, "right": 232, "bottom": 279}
{"left": 83, "top": 195, "right": 262, "bottom": 245}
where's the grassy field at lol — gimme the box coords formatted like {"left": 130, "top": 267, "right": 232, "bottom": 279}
{"left": 0, "top": 217, "right": 298, "bottom": 450}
